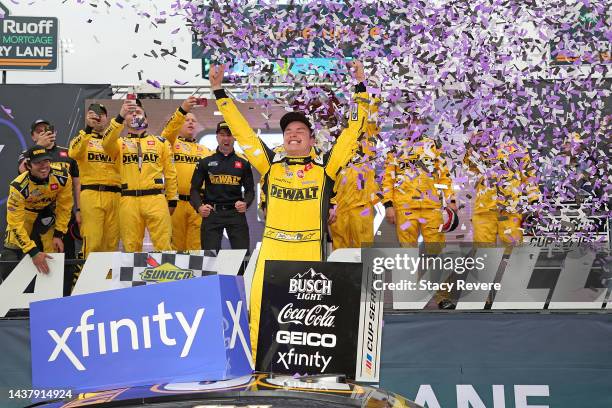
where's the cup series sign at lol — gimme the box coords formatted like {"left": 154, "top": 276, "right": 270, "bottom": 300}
{"left": 256, "top": 261, "right": 363, "bottom": 378}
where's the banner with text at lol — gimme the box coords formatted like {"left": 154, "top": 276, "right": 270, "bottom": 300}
{"left": 256, "top": 260, "right": 382, "bottom": 381}
{"left": 30, "top": 275, "right": 252, "bottom": 392}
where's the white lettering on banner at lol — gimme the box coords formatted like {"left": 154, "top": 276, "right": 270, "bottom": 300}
{"left": 3, "top": 20, "right": 54, "bottom": 34}
{"left": 46, "top": 302, "right": 205, "bottom": 371}
{"left": 288, "top": 268, "right": 332, "bottom": 301}
{"left": 414, "top": 384, "right": 550, "bottom": 408}
{"left": 276, "top": 348, "right": 332, "bottom": 372}
{"left": 276, "top": 330, "right": 337, "bottom": 348}
{"left": 226, "top": 301, "right": 254, "bottom": 369}
{"left": 277, "top": 303, "right": 338, "bottom": 327}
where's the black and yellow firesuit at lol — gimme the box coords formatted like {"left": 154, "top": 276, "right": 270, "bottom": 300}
{"left": 214, "top": 84, "right": 370, "bottom": 360}
{"left": 4, "top": 167, "right": 73, "bottom": 257}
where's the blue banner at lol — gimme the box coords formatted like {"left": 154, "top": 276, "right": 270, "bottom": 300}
{"left": 30, "top": 275, "right": 252, "bottom": 392}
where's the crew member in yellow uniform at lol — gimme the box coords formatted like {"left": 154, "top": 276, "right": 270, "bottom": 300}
{"left": 69, "top": 103, "right": 121, "bottom": 256}
{"left": 329, "top": 100, "right": 380, "bottom": 249}
{"left": 102, "top": 98, "right": 178, "bottom": 252}
{"left": 2, "top": 145, "right": 73, "bottom": 275}
{"left": 382, "top": 118, "right": 457, "bottom": 245}
{"left": 465, "top": 131, "right": 540, "bottom": 245}
{"left": 161, "top": 97, "right": 213, "bottom": 250}
{"left": 209, "top": 61, "right": 370, "bottom": 360}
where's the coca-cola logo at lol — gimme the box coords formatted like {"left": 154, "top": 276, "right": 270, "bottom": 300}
{"left": 277, "top": 303, "right": 338, "bottom": 327}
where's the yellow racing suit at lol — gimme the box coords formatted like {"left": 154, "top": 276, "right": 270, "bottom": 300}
{"left": 161, "top": 107, "right": 213, "bottom": 250}
{"left": 330, "top": 120, "right": 380, "bottom": 249}
{"left": 215, "top": 85, "right": 369, "bottom": 360}
{"left": 382, "top": 137, "right": 454, "bottom": 245}
{"left": 69, "top": 128, "right": 121, "bottom": 256}
{"left": 465, "top": 141, "right": 540, "bottom": 245}
{"left": 4, "top": 168, "right": 73, "bottom": 257}
{"left": 103, "top": 117, "right": 178, "bottom": 252}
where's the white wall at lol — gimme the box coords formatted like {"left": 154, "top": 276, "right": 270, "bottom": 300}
{"left": 2, "top": 0, "right": 205, "bottom": 86}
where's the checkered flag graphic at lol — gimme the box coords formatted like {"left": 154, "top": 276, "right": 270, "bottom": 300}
{"left": 112, "top": 250, "right": 247, "bottom": 287}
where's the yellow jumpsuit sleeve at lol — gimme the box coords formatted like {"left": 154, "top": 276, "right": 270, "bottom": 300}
{"left": 435, "top": 146, "right": 455, "bottom": 202}
{"left": 161, "top": 108, "right": 186, "bottom": 146}
{"left": 102, "top": 118, "right": 124, "bottom": 160}
{"left": 5, "top": 186, "right": 37, "bottom": 255}
{"left": 382, "top": 153, "right": 396, "bottom": 206}
{"left": 68, "top": 130, "right": 90, "bottom": 160}
{"left": 324, "top": 92, "right": 369, "bottom": 180}
{"left": 161, "top": 139, "right": 179, "bottom": 201}
{"left": 216, "top": 97, "right": 272, "bottom": 176}
{"left": 54, "top": 173, "right": 73, "bottom": 234}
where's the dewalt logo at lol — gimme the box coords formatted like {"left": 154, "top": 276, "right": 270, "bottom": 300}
{"left": 139, "top": 263, "right": 194, "bottom": 282}
{"left": 123, "top": 153, "right": 159, "bottom": 164}
{"left": 210, "top": 174, "right": 241, "bottom": 185}
{"left": 270, "top": 185, "right": 319, "bottom": 201}
{"left": 87, "top": 152, "right": 114, "bottom": 163}
{"left": 173, "top": 153, "right": 199, "bottom": 164}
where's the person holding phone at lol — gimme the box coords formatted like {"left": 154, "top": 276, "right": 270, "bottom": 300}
{"left": 68, "top": 103, "right": 121, "bottom": 257}
{"left": 102, "top": 97, "right": 178, "bottom": 252}
{"left": 17, "top": 119, "right": 81, "bottom": 265}
{"left": 161, "top": 97, "right": 213, "bottom": 251}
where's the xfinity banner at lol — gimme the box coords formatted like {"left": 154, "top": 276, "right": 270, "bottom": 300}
{"left": 30, "top": 275, "right": 252, "bottom": 392}
{"left": 256, "top": 260, "right": 382, "bottom": 382}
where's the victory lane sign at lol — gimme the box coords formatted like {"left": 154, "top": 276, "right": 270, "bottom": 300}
{"left": 257, "top": 260, "right": 382, "bottom": 381}
{"left": 0, "top": 2, "right": 58, "bottom": 70}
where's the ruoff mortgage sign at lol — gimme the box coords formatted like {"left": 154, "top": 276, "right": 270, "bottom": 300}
{"left": 0, "top": 2, "right": 58, "bottom": 70}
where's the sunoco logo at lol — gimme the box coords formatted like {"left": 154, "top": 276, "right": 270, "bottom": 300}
{"left": 140, "top": 256, "right": 194, "bottom": 282}
{"left": 289, "top": 268, "right": 332, "bottom": 301}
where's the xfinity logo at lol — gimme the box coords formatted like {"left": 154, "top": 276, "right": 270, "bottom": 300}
{"left": 289, "top": 268, "right": 332, "bottom": 300}
{"left": 46, "top": 302, "right": 204, "bottom": 371}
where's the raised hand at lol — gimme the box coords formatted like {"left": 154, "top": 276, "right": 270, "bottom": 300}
{"left": 209, "top": 64, "right": 226, "bottom": 91}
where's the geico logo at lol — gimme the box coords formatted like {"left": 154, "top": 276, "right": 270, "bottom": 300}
{"left": 209, "top": 174, "right": 241, "bottom": 185}
{"left": 269, "top": 185, "right": 319, "bottom": 201}
{"left": 122, "top": 153, "right": 159, "bottom": 164}
{"left": 87, "top": 152, "right": 114, "bottom": 163}
{"left": 45, "top": 302, "right": 204, "bottom": 371}
{"left": 277, "top": 303, "right": 338, "bottom": 327}
{"left": 173, "top": 154, "right": 199, "bottom": 163}
{"left": 276, "top": 330, "right": 337, "bottom": 348}
{"left": 289, "top": 278, "right": 332, "bottom": 295}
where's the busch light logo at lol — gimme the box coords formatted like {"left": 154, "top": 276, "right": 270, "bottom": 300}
{"left": 289, "top": 268, "right": 332, "bottom": 300}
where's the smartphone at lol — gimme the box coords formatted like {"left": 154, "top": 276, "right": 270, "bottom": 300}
{"left": 127, "top": 93, "right": 137, "bottom": 100}
{"left": 195, "top": 98, "right": 208, "bottom": 107}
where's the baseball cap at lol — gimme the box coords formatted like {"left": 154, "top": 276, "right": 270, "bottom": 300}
{"left": 280, "top": 111, "right": 312, "bottom": 133}
{"left": 88, "top": 103, "right": 108, "bottom": 115}
{"left": 216, "top": 121, "right": 231, "bottom": 134}
{"left": 30, "top": 119, "right": 51, "bottom": 134}
{"left": 25, "top": 145, "right": 53, "bottom": 163}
